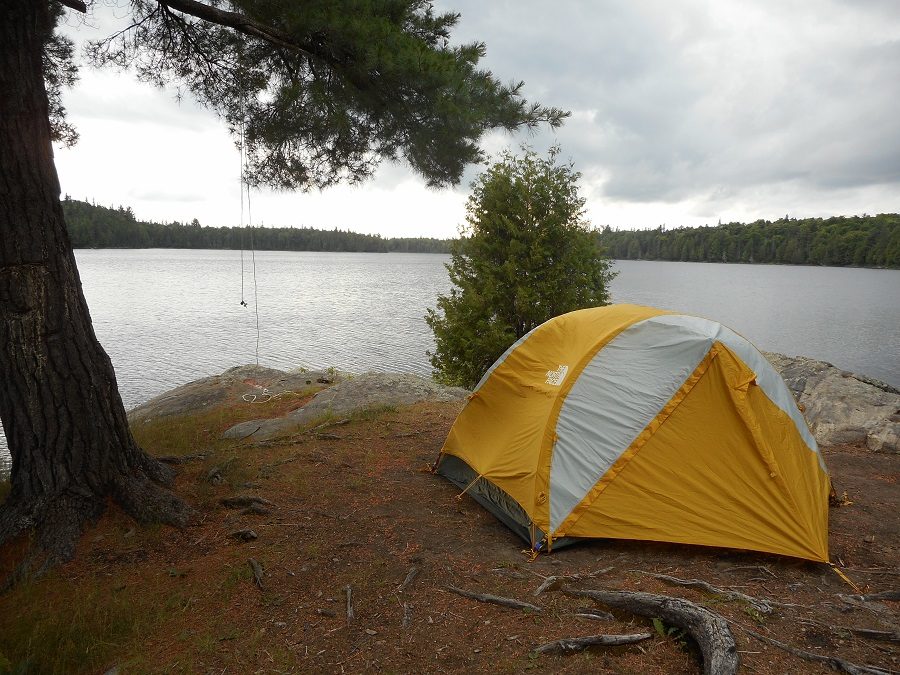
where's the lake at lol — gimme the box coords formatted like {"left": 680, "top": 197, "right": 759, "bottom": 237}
{"left": 1, "top": 251, "right": 898, "bottom": 476}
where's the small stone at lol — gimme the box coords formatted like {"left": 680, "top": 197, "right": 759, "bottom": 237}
{"left": 231, "top": 529, "right": 258, "bottom": 542}
{"left": 241, "top": 503, "right": 272, "bottom": 516}
{"left": 863, "top": 534, "right": 876, "bottom": 543}
{"left": 207, "top": 467, "right": 223, "bottom": 485}
{"left": 220, "top": 495, "right": 274, "bottom": 509}
{"left": 365, "top": 629, "right": 378, "bottom": 636}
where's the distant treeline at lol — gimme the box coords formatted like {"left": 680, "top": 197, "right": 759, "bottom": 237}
{"left": 597, "top": 214, "right": 900, "bottom": 268}
{"left": 61, "top": 197, "right": 451, "bottom": 254}
{"left": 62, "top": 197, "right": 899, "bottom": 267}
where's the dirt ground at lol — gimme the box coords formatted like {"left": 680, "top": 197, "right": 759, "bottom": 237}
{"left": 0, "top": 399, "right": 897, "bottom": 674}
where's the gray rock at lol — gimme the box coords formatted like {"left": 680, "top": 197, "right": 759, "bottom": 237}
{"left": 128, "top": 365, "right": 341, "bottom": 424}
{"left": 222, "top": 372, "right": 469, "bottom": 442}
{"left": 764, "top": 353, "right": 900, "bottom": 453}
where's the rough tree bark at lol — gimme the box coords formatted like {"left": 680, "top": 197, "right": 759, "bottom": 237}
{"left": 0, "top": 0, "right": 193, "bottom": 575}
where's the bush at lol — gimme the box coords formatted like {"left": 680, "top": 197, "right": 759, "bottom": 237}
{"left": 426, "top": 147, "right": 616, "bottom": 388}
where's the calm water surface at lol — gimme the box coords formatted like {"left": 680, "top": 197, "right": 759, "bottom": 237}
{"left": 1, "top": 251, "right": 898, "bottom": 474}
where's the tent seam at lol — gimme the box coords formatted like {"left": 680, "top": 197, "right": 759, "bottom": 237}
{"left": 552, "top": 343, "right": 722, "bottom": 537}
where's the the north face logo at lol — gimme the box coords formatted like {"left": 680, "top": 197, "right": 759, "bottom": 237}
{"left": 545, "top": 364, "right": 569, "bottom": 386}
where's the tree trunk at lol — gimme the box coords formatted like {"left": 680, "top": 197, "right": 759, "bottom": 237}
{"left": 0, "top": 0, "right": 192, "bottom": 573}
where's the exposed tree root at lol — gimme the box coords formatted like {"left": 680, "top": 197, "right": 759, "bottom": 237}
{"left": 843, "top": 591, "right": 900, "bottom": 603}
{"left": 739, "top": 625, "right": 895, "bottom": 675}
{"left": 565, "top": 587, "right": 740, "bottom": 675}
{"left": 534, "top": 631, "right": 653, "bottom": 654}
{"left": 633, "top": 570, "right": 776, "bottom": 614}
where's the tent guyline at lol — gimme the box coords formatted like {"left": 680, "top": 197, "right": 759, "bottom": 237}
{"left": 238, "top": 120, "right": 260, "bottom": 366}
{"left": 436, "top": 304, "right": 832, "bottom": 563}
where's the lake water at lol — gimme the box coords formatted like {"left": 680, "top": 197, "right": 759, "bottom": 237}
{"left": 1, "top": 251, "right": 898, "bottom": 476}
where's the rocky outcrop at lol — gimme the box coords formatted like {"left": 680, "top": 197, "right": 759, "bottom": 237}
{"left": 222, "top": 372, "right": 468, "bottom": 441}
{"left": 129, "top": 357, "right": 899, "bottom": 453}
{"left": 128, "top": 365, "right": 344, "bottom": 425}
{"left": 765, "top": 353, "right": 900, "bottom": 453}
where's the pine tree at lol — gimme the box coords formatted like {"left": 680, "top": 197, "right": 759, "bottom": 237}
{"left": 0, "top": 0, "right": 566, "bottom": 574}
{"left": 426, "top": 148, "right": 616, "bottom": 388}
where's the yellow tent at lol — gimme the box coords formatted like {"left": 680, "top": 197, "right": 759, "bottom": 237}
{"left": 436, "top": 304, "right": 830, "bottom": 562}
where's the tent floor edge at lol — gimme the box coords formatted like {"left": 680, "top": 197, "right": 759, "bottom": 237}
{"left": 436, "top": 454, "right": 541, "bottom": 548}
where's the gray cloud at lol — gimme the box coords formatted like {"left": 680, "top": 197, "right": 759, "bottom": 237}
{"left": 437, "top": 0, "right": 900, "bottom": 213}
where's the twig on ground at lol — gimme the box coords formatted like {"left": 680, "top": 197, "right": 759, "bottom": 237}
{"left": 574, "top": 608, "right": 616, "bottom": 621}
{"left": 723, "top": 565, "right": 777, "bottom": 578}
{"left": 398, "top": 566, "right": 420, "bottom": 593}
{"left": 534, "top": 632, "right": 653, "bottom": 655}
{"left": 382, "top": 431, "right": 426, "bottom": 438}
{"left": 248, "top": 558, "right": 264, "bottom": 589}
{"left": 533, "top": 566, "right": 614, "bottom": 596}
{"left": 565, "top": 587, "right": 740, "bottom": 675}
{"left": 402, "top": 603, "right": 412, "bottom": 628}
{"left": 845, "top": 568, "right": 900, "bottom": 577}
{"left": 344, "top": 585, "right": 355, "bottom": 621}
{"left": 446, "top": 585, "right": 542, "bottom": 612}
{"left": 309, "top": 418, "right": 351, "bottom": 432}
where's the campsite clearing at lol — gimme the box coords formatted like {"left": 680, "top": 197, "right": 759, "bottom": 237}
{"left": 0, "top": 398, "right": 897, "bottom": 674}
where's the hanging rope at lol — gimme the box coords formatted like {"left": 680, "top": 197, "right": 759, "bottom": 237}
{"left": 239, "top": 119, "right": 261, "bottom": 365}
{"left": 239, "top": 123, "right": 247, "bottom": 308}
{"left": 247, "top": 163, "right": 260, "bottom": 366}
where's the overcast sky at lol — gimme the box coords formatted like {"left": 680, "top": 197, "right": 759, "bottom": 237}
{"left": 55, "top": 1, "right": 900, "bottom": 239}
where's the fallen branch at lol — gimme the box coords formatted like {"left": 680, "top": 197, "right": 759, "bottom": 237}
{"left": 446, "top": 585, "right": 542, "bottom": 612}
{"left": 533, "top": 566, "right": 614, "bottom": 596}
{"left": 565, "top": 588, "right": 739, "bottom": 675}
{"left": 634, "top": 571, "right": 774, "bottom": 615}
{"left": 534, "top": 632, "right": 653, "bottom": 655}
{"left": 741, "top": 625, "right": 893, "bottom": 675}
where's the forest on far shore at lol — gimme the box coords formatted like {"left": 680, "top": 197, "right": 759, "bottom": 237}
{"left": 62, "top": 197, "right": 451, "bottom": 254}
{"left": 63, "top": 197, "right": 898, "bottom": 267}
{"left": 596, "top": 214, "right": 899, "bottom": 268}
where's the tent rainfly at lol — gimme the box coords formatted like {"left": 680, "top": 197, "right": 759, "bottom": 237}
{"left": 436, "top": 304, "right": 830, "bottom": 562}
